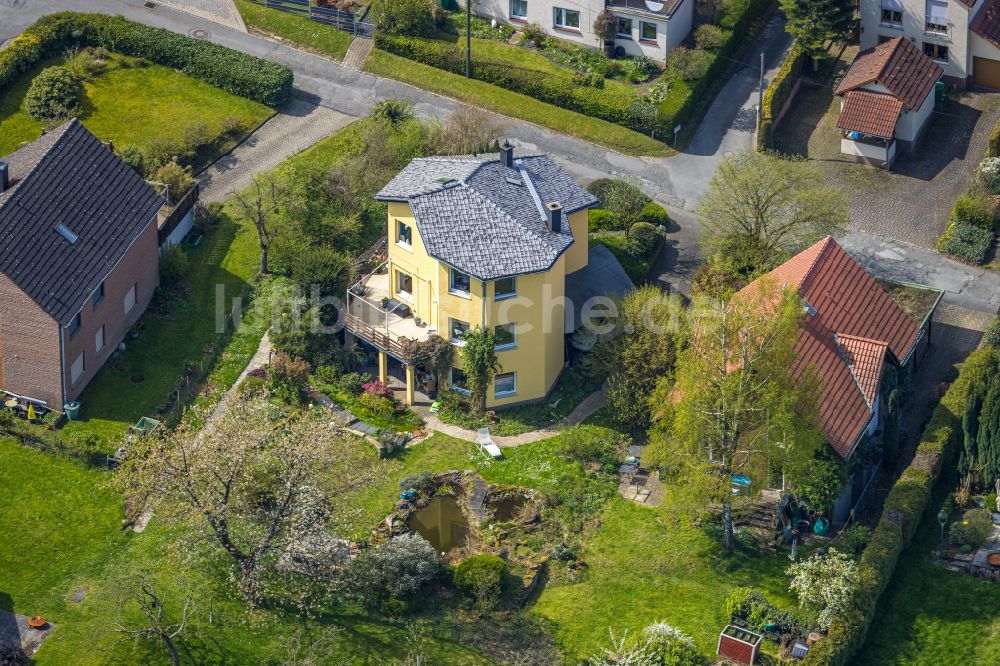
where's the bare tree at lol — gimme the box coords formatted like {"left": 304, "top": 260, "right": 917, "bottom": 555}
{"left": 123, "top": 399, "right": 349, "bottom": 605}
{"left": 425, "top": 105, "right": 507, "bottom": 156}
{"left": 113, "top": 577, "right": 192, "bottom": 666}
{"left": 232, "top": 173, "right": 286, "bottom": 275}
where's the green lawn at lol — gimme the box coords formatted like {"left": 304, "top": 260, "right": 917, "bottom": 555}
{"left": 0, "top": 57, "right": 272, "bottom": 167}
{"left": 590, "top": 232, "right": 658, "bottom": 283}
{"left": 365, "top": 50, "right": 671, "bottom": 158}
{"left": 235, "top": 0, "right": 353, "bottom": 61}
{"left": 855, "top": 471, "right": 1000, "bottom": 666}
{"left": 532, "top": 497, "right": 799, "bottom": 661}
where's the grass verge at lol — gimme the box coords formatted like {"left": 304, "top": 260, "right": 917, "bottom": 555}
{"left": 365, "top": 49, "right": 672, "bottom": 158}
{"left": 234, "top": 0, "right": 354, "bottom": 61}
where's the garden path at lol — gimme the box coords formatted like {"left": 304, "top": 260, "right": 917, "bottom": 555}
{"left": 200, "top": 332, "right": 272, "bottom": 438}
{"left": 154, "top": 0, "right": 246, "bottom": 32}
{"left": 417, "top": 386, "right": 608, "bottom": 447}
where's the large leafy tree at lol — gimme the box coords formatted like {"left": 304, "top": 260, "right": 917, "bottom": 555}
{"left": 654, "top": 279, "right": 823, "bottom": 549}
{"left": 697, "top": 151, "right": 847, "bottom": 278}
{"left": 781, "top": 0, "right": 856, "bottom": 63}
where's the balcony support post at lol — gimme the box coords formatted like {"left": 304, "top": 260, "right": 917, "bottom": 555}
{"left": 404, "top": 364, "right": 416, "bottom": 406}
{"left": 378, "top": 351, "right": 389, "bottom": 385}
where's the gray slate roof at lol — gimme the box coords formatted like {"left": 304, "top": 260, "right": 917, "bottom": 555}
{"left": 376, "top": 153, "right": 599, "bottom": 280}
{"left": 0, "top": 120, "right": 164, "bottom": 325}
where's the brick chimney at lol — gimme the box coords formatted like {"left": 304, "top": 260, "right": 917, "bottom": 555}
{"left": 500, "top": 139, "right": 514, "bottom": 168}
{"left": 546, "top": 201, "right": 562, "bottom": 232}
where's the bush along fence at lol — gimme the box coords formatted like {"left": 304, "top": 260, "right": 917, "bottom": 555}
{"left": 375, "top": 0, "right": 776, "bottom": 146}
{"left": 935, "top": 162, "right": 1000, "bottom": 265}
{"left": 246, "top": 0, "right": 375, "bottom": 37}
{"left": 757, "top": 42, "right": 806, "bottom": 151}
{"left": 800, "top": 347, "right": 990, "bottom": 666}
{"left": 0, "top": 12, "right": 294, "bottom": 106}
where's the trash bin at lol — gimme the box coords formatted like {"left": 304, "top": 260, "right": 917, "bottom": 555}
{"left": 935, "top": 80, "right": 945, "bottom": 103}
{"left": 63, "top": 401, "right": 80, "bottom": 421}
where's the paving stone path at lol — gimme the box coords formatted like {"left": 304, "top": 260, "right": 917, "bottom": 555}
{"left": 198, "top": 97, "right": 354, "bottom": 203}
{"left": 154, "top": 0, "right": 246, "bottom": 32}
{"left": 341, "top": 36, "right": 371, "bottom": 71}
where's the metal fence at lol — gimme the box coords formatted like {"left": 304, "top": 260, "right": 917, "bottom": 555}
{"left": 247, "top": 0, "right": 374, "bottom": 37}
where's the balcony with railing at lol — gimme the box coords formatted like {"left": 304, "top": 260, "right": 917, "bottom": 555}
{"left": 924, "top": 15, "right": 949, "bottom": 36}
{"left": 344, "top": 262, "right": 437, "bottom": 359}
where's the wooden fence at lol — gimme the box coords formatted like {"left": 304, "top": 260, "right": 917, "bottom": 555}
{"left": 247, "top": 0, "right": 374, "bottom": 37}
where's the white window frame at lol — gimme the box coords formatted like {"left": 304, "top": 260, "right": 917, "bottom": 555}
{"left": 553, "top": 7, "right": 580, "bottom": 30}
{"left": 396, "top": 220, "right": 412, "bottom": 250}
{"left": 494, "top": 276, "right": 517, "bottom": 300}
{"left": 616, "top": 17, "right": 633, "bottom": 39}
{"left": 495, "top": 323, "right": 516, "bottom": 350}
{"left": 511, "top": 0, "right": 528, "bottom": 19}
{"left": 71, "top": 352, "right": 85, "bottom": 385}
{"left": 396, "top": 270, "right": 414, "bottom": 302}
{"left": 494, "top": 372, "right": 517, "bottom": 398}
{"left": 640, "top": 21, "right": 657, "bottom": 42}
{"left": 95, "top": 325, "right": 105, "bottom": 353}
{"left": 450, "top": 367, "right": 470, "bottom": 395}
{"left": 923, "top": 41, "right": 948, "bottom": 62}
{"left": 449, "top": 268, "right": 472, "bottom": 297}
{"left": 450, "top": 318, "right": 470, "bottom": 346}
{"left": 124, "top": 283, "right": 137, "bottom": 315}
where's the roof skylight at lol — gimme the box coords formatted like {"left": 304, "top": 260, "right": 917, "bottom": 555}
{"left": 56, "top": 223, "right": 78, "bottom": 244}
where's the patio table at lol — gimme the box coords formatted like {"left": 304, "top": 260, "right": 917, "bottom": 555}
{"left": 618, "top": 464, "right": 636, "bottom": 476}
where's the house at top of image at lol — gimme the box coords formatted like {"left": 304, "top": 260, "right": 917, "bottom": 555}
{"left": 834, "top": 36, "right": 943, "bottom": 168}
{"left": 0, "top": 119, "right": 164, "bottom": 411}
{"left": 345, "top": 141, "right": 633, "bottom": 409}
{"left": 740, "top": 236, "right": 942, "bottom": 521}
{"left": 475, "top": 0, "right": 693, "bottom": 62}
{"left": 861, "top": 0, "right": 1000, "bottom": 89}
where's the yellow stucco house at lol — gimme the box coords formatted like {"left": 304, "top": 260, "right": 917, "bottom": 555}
{"left": 345, "top": 142, "right": 631, "bottom": 408}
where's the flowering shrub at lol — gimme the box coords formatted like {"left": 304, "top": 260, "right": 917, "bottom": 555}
{"left": 248, "top": 367, "right": 268, "bottom": 380}
{"left": 949, "top": 507, "right": 994, "bottom": 548}
{"left": 789, "top": 549, "right": 859, "bottom": 630}
{"left": 363, "top": 380, "right": 395, "bottom": 400}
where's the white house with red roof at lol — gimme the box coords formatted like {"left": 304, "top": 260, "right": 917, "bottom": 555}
{"left": 742, "top": 237, "right": 942, "bottom": 520}
{"left": 834, "top": 37, "right": 943, "bottom": 168}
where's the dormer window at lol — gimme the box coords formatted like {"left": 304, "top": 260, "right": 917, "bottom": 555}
{"left": 396, "top": 220, "right": 412, "bottom": 249}
{"left": 450, "top": 269, "right": 471, "bottom": 296}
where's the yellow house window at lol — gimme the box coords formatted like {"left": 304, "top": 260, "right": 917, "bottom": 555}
{"left": 494, "top": 372, "right": 516, "bottom": 397}
{"left": 450, "top": 367, "right": 470, "bottom": 394}
{"left": 495, "top": 323, "right": 516, "bottom": 350}
{"left": 450, "top": 269, "right": 472, "bottom": 296}
{"left": 450, "top": 318, "right": 470, "bottom": 345}
{"left": 396, "top": 220, "right": 412, "bottom": 249}
{"left": 494, "top": 276, "right": 516, "bottom": 300}
{"left": 396, "top": 270, "right": 413, "bottom": 301}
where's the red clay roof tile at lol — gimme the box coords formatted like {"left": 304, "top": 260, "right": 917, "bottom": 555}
{"left": 834, "top": 36, "right": 942, "bottom": 111}
{"left": 836, "top": 90, "right": 904, "bottom": 138}
{"left": 973, "top": 0, "right": 1000, "bottom": 50}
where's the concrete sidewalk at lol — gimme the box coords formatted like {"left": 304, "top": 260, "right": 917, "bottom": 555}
{"left": 198, "top": 97, "right": 353, "bottom": 202}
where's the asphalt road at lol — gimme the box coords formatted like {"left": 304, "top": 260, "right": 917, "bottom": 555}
{"left": 3, "top": 0, "right": 999, "bottom": 313}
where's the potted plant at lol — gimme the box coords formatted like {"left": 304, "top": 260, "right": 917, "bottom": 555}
{"left": 382, "top": 296, "right": 390, "bottom": 309}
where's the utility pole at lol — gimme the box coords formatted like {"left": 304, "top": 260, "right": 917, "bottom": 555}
{"left": 756, "top": 50, "right": 765, "bottom": 136}
{"left": 466, "top": 0, "right": 472, "bottom": 78}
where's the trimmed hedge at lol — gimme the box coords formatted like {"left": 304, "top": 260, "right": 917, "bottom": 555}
{"left": 0, "top": 12, "right": 292, "bottom": 107}
{"left": 940, "top": 218, "right": 994, "bottom": 264}
{"left": 757, "top": 43, "right": 806, "bottom": 150}
{"left": 801, "top": 348, "right": 992, "bottom": 666}
{"left": 988, "top": 117, "right": 1000, "bottom": 158}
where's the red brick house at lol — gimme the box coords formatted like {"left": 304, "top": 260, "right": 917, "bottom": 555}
{"left": 743, "top": 237, "right": 942, "bottom": 520}
{"left": 0, "top": 120, "right": 164, "bottom": 410}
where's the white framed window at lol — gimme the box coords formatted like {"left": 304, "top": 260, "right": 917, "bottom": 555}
{"left": 495, "top": 323, "right": 516, "bottom": 350}
{"left": 449, "top": 268, "right": 471, "bottom": 296}
{"left": 640, "top": 21, "right": 657, "bottom": 42}
{"left": 450, "top": 367, "right": 470, "bottom": 394}
{"left": 511, "top": 0, "right": 527, "bottom": 19}
{"left": 396, "top": 220, "right": 412, "bottom": 249}
{"left": 71, "top": 352, "right": 85, "bottom": 385}
{"left": 450, "top": 318, "right": 470, "bottom": 345}
{"left": 616, "top": 17, "right": 632, "bottom": 38}
{"left": 880, "top": 0, "right": 903, "bottom": 26}
{"left": 494, "top": 372, "right": 516, "bottom": 397}
{"left": 124, "top": 283, "right": 137, "bottom": 314}
{"left": 93, "top": 281, "right": 105, "bottom": 309}
{"left": 925, "top": 0, "right": 948, "bottom": 34}
{"left": 494, "top": 276, "right": 516, "bottom": 300}
{"left": 68, "top": 312, "right": 81, "bottom": 338}
{"left": 923, "top": 42, "right": 948, "bottom": 62}
{"left": 553, "top": 7, "right": 580, "bottom": 30}
{"left": 95, "top": 325, "right": 105, "bottom": 353}
{"left": 396, "top": 270, "right": 413, "bottom": 301}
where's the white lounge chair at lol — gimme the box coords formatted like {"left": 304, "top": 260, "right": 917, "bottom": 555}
{"left": 476, "top": 428, "right": 502, "bottom": 458}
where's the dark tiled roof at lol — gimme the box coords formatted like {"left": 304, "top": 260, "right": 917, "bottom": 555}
{"left": 0, "top": 120, "right": 164, "bottom": 324}
{"left": 836, "top": 90, "right": 904, "bottom": 138}
{"left": 742, "top": 237, "right": 926, "bottom": 459}
{"left": 376, "top": 153, "right": 599, "bottom": 281}
{"left": 607, "top": 0, "right": 686, "bottom": 18}
{"left": 973, "top": 0, "right": 1000, "bottom": 49}
{"left": 958, "top": 0, "right": 976, "bottom": 6}
{"left": 834, "top": 37, "right": 942, "bottom": 110}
